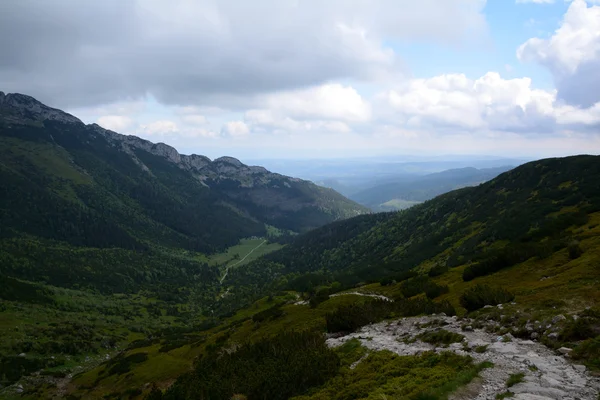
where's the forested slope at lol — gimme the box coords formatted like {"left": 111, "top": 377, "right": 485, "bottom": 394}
{"left": 226, "top": 155, "right": 600, "bottom": 301}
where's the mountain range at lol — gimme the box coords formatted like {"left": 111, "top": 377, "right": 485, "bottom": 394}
{"left": 0, "top": 91, "right": 367, "bottom": 256}
{"left": 349, "top": 165, "right": 515, "bottom": 210}
{"left": 1, "top": 91, "right": 599, "bottom": 399}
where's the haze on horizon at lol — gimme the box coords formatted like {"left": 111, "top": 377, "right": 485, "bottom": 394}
{"left": 1, "top": 0, "right": 600, "bottom": 160}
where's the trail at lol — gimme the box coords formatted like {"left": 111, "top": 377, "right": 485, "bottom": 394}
{"left": 329, "top": 291, "right": 393, "bottom": 302}
{"left": 327, "top": 314, "right": 600, "bottom": 400}
{"left": 295, "top": 291, "right": 393, "bottom": 305}
{"left": 220, "top": 240, "right": 267, "bottom": 284}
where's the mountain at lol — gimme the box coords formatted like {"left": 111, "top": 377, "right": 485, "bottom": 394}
{"left": 0, "top": 91, "right": 367, "bottom": 256}
{"left": 349, "top": 166, "right": 514, "bottom": 211}
{"left": 3, "top": 152, "right": 600, "bottom": 398}
{"left": 224, "top": 155, "right": 600, "bottom": 303}
{"left": 60, "top": 154, "right": 600, "bottom": 400}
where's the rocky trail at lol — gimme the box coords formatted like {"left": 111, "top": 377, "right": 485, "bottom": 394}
{"left": 327, "top": 314, "right": 600, "bottom": 400}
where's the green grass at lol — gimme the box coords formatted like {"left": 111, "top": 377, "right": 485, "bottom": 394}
{"left": 207, "top": 238, "right": 282, "bottom": 267}
{"left": 417, "top": 329, "right": 465, "bottom": 345}
{"left": 506, "top": 373, "right": 525, "bottom": 388}
{"left": 291, "top": 351, "right": 491, "bottom": 400}
{"left": 496, "top": 391, "right": 515, "bottom": 399}
{"left": 474, "top": 345, "right": 489, "bottom": 353}
{"left": 379, "top": 198, "right": 422, "bottom": 211}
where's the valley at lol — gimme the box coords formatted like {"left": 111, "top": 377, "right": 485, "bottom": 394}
{"left": 1, "top": 93, "right": 600, "bottom": 399}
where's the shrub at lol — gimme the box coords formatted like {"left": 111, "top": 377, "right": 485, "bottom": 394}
{"left": 161, "top": 331, "right": 339, "bottom": 400}
{"left": 252, "top": 303, "right": 284, "bottom": 323}
{"left": 571, "top": 336, "right": 600, "bottom": 370}
{"left": 506, "top": 373, "right": 525, "bottom": 388}
{"left": 460, "top": 285, "right": 514, "bottom": 312}
{"left": 424, "top": 281, "right": 449, "bottom": 299}
{"left": 559, "top": 318, "right": 596, "bottom": 342}
{"left": 326, "top": 298, "right": 455, "bottom": 333}
{"left": 428, "top": 264, "right": 449, "bottom": 277}
{"left": 568, "top": 240, "right": 583, "bottom": 259}
{"left": 417, "top": 330, "right": 464, "bottom": 345}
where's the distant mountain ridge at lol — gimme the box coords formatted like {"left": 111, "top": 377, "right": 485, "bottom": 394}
{"left": 0, "top": 91, "right": 368, "bottom": 257}
{"left": 350, "top": 165, "right": 514, "bottom": 210}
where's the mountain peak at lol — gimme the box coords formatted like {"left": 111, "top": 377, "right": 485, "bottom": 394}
{"left": 214, "top": 156, "right": 244, "bottom": 167}
{"left": 0, "top": 91, "right": 81, "bottom": 125}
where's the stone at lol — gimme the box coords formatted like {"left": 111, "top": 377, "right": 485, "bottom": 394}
{"left": 551, "top": 315, "right": 566, "bottom": 324}
{"left": 464, "top": 325, "right": 474, "bottom": 332}
{"left": 557, "top": 347, "right": 572, "bottom": 355}
{"left": 530, "top": 332, "right": 539, "bottom": 340}
{"left": 547, "top": 333, "right": 559, "bottom": 340}
{"left": 15, "top": 384, "right": 24, "bottom": 393}
{"left": 573, "top": 364, "right": 586, "bottom": 373}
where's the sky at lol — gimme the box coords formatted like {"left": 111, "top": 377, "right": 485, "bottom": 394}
{"left": 1, "top": 0, "right": 600, "bottom": 160}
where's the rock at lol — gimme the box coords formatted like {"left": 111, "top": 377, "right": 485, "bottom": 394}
{"left": 498, "top": 304, "right": 504, "bottom": 309}
{"left": 573, "top": 364, "right": 586, "bottom": 373}
{"left": 15, "top": 384, "right": 24, "bottom": 393}
{"left": 514, "top": 394, "right": 554, "bottom": 400}
{"left": 551, "top": 315, "right": 566, "bottom": 324}
{"left": 464, "top": 325, "right": 474, "bottom": 332}
{"left": 18, "top": 353, "right": 26, "bottom": 357}
{"left": 558, "top": 347, "right": 572, "bottom": 355}
{"left": 530, "top": 332, "right": 539, "bottom": 340}
{"left": 511, "top": 382, "right": 567, "bottom": 399}
{"left": 547, "top": 332, "right": 559, "bottom": 340}
{"left": 484, "top": 305, "right": 493, "bottom": 309}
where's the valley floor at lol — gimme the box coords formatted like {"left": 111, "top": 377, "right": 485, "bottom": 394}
{"left": 327, "top": 313, "right": 600, "bottom": 400}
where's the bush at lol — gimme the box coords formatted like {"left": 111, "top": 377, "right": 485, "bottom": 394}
{"left": 506, "top": 373, "right": 525, "bottom": 388}
{"left": 252, "top": 303, "right": 284, "bottom": 323}
{"left": 559, "top": 318, "right": 596, "bottom": 342}
{"left": 417, "top": 330, "right": 464, "bottom": 345}
{"left": 568, "top": 240, "right": 583, "bottom": 259}
{"left": 571, "top": 336, "right": 600, "bottom": 370}
{"left": 428, "top": 264, "right": 449, "bottom": 277}
{"left": 460, "top": 285, "right": 514, "bottom": 312}
{"left": 424, "top": 281, "right": 449, "bottom": 299}
{"left": 160, "top": 331, "right": 339, "bottom": 400}
{"left": 326, "top": 298, "right": 455, "bottom": 333}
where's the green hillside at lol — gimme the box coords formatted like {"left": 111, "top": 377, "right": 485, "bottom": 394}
{"left": 1, "top": 93, "right": 599, "bottom": 399}
{"left": 0, "top": 92, "right": 367, "bottom": 394}
{"left": 43, "top": 154, "right": 600, "bottom": 400}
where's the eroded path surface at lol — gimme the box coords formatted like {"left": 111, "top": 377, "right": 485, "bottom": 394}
{"left": 327, "top": 315, "right": 600, "bottom": 400}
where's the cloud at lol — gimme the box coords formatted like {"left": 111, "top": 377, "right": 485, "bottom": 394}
{"left": 377, "top": 71, "right": 600, "bottom": 133}
{"left": 261, "top": 83, "right": 371, "bottom": 123}
{"left": 222, "top": 121, "right": 250, "bottom": 137}
{"left": 97, "top": 115, "right": 134, "bottom": 132}
{"left": 0, "top": 0, "right": 487, "bottom": 109}
{"left": 138, "top": 120, "right": 179, "bottom": 136}
{"left": 518, "top": 0, "right": 600, "bottom": 107}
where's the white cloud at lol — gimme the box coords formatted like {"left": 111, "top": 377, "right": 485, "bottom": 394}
{"left": 222, "top": 121, "right": 250, "bottom": 137}
{"left": 377, "top": 71, "right": 599, "bottom": 133}
{"left": 138, "top": 120, "right": 179, "bottom": 136}
{"left": 261, "top": 83, "right": 371, "bottom": 123}
{"left": 518, "top": 0, "right": 600, "bottom": 107}
{"left": 97, "top": 115, "right": 134, "bottom": 132}
{"left": 0, "top": 0, "right": 487, "bottom": 108}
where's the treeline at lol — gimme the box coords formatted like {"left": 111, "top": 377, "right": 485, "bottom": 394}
{"left": 151, "top": 331, "right": 340, "bottom": 400}
{"left": 0, "top": 238, "right": 219, "bottom": 294}
{"left": 326, "top": 297, "right": 456, "bottom": 333}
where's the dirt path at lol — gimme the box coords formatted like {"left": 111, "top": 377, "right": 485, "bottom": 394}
{"left": 329, "top": 291, "right": 393, "bottom": 302}
{"left": 220, "top": 240, "right": 267, "bottom": 284}
{"left": 327, "top": 314, "right": 600, "bottom": 400}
